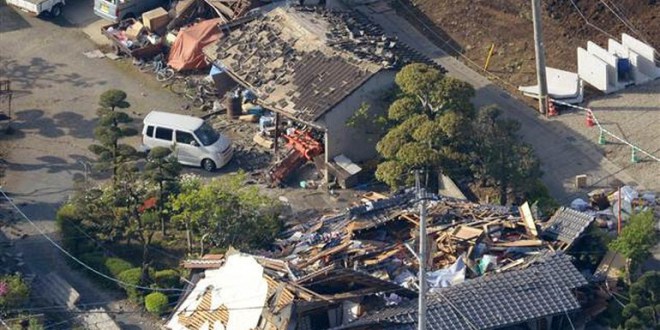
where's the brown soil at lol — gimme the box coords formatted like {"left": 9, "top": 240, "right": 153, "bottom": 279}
{"left": 403, "top": 0, "right": 660, "bottom": 89}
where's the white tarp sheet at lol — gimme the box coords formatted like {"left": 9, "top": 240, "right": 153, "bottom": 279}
{"left": 166, "top": 253, "right": 269, "bottom": 330}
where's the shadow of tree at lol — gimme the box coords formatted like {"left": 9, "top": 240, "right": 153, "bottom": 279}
{"left": 10, "top": 109, "right": 65, "bottom": 138}
{"left": 5, "top": 109, "right": 98, "bottom": 140}
{"left": 53, "top": 111, "right": 98, "bottom": 139}
{"left": 0, "top": 56, "right": 107, "bottom": 93}
{"left": 5, "top": 153, "right": 97, "bottom": 176}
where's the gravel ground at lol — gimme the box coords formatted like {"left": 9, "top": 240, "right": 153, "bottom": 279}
{"left": 551, "top": 79, "right": 660, "bottom": 192}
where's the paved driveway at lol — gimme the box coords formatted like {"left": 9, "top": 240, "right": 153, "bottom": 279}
{"left": 0, "top": 2, "right": 187, "bottom": 328}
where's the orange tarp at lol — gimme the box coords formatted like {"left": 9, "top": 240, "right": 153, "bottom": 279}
{"left": 168, "top": 18, "right": 222, "bottom": 71}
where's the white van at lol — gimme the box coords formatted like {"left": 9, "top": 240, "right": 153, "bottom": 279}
{"left": 142, "top": 111, "right": 233, "bottom": 171}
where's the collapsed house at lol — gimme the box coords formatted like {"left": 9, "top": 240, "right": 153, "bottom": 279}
{"left": 332, "top": 253, "right": 588, "bottom": 330}
{"left": 167, "top": 191, "right": 596, "bottom": 330}
{"left": 202, "top": 6, "right": 439, "bottom": 184}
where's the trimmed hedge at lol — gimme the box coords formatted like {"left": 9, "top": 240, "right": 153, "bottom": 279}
{"left": 55, "top": 204, "right": 83, "bottom": 255}
{"left": 105, "top": 258, "right": 133, "bottom": 277}
{"left": 153, "top": 269, "right": 179, "bottom": 289}
{"left": 144, "top": 292, "right": 168, "bottom": 315}
{"left": 117, "top": 268, "right": 143, "bottom": 302}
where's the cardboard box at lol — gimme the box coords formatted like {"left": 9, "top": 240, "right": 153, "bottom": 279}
{"left": 142, "top": 7, "right": 170, "bottom": 33}
{"left": 125, "top": 21, "right": 145, "bottom": 40}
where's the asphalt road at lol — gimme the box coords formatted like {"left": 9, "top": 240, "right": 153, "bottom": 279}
{"left": 0, "top": 1, "right": 187, "bottom": 328}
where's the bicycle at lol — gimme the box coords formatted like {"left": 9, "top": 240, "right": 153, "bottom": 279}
{"left": 134, "top": 54, "right": 175, "bottom": 82}
{"left": 169, "top": 77, "right": 218, "bottom": 110}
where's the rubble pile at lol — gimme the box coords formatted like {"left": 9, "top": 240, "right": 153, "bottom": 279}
{"left": 321, "top": 9, "right": 442, "bottom": 70}
{"left": 212, "top": 117, "right": 274, "bottom": 172}
{"left": 256, "top": 190, "right": 595, "bottom": 295}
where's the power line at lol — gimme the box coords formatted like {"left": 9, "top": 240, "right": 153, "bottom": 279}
{"left": 0, "top": 188, "right": 186, "bottom": 293}
{"left": 599, "top": 0, "right": 652, "bottom": 46}
{"left": 389, "top": 0, "right": 520, "bottom": 91}
{"left": 567, "top": 0, "right": 619, "bottom": 40}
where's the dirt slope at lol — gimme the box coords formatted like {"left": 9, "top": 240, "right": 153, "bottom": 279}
{"left": 406, "top": 0, "right": 660, "bottom": 88}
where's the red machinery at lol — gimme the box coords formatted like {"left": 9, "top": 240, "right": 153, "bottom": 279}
{"left": 268, "top": 129, "right": 323, "bottom": 186}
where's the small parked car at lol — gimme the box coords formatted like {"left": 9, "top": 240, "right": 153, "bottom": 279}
{"left": 7, "top": 0, "right": 65, "bottom": 18}
{"left": 141, "top": 111, "right": 233, "bottom": 171}
{"left": 94, "top": 0, "right": 167, "bottom": 22}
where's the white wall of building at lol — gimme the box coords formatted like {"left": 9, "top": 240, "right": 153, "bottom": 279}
{"left": 316, "top": 70, "right": 396, "bottom": 163}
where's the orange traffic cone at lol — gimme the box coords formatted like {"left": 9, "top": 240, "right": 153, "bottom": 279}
{"left": 586, "top": 112, "right": 595, "bottom": 127}
{"left": 547, "top": 101, "right": 558, "bottom": 117}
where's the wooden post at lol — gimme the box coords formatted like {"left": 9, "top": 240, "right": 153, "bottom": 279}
{"left": 484, "top": 43, "right": 495, "bottom": 70}
{"left": 617, "top": 186, "right": 622, "bottom": 234}
{"left": 324, "top": 130, "right": 329, "bottom": 186}
{"left": 274, "top": 112, "right": 280, "bottom": 162}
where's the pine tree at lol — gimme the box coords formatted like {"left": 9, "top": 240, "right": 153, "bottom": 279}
{"left": 88, "top": 89, "right": 139, "bottom": 187}
{"left": 143, "top": 147, "right": 181, "bottom": 234}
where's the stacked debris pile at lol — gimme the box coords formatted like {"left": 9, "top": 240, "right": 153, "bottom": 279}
{"left": 266, "top": 191, "right": 596, "bottom": 294}
{"left": 320, "top": 9, "right": 442, "bottom": 70}
{"left": 171, "top": 190, "right": 608, "bottom": 329}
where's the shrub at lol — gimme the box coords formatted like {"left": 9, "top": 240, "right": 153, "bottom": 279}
{"left": 609, "top": 211, "right": 658, "bottom": 268}
{"left": 105, "top": 258, "right": 133, "bottom": 278}
{"left": 117, "top": 268, "right": 143, "bottom": 302}
{"left": 0, "top": 275, "right": 30, "bottom": 311}
{"left": 153, "top": 269, "right": 180, "bottom": 289}
{"left": 144, "top": 292, "right": 168, "bottom": 315}
{"left": 56, "top": 204, "right": 83, "bottom": 255}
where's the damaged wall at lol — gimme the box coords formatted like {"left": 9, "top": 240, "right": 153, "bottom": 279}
{"left": 316, "top": 70, "right": 396, "bottom": 162}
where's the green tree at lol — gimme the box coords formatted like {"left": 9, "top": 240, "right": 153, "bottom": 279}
{"left": 345, "top": 103, "right": 389, "bottom": 142}
{"left": 0, "top": 274, "right": 30, "bottom": 312}
{"left": 471, "top": 106, "right": 541, "bottom": 205}
{"left": 374, "top": 63, "right": 475, "bottom": 189}
{"left": 88, "top": 89, "right": 139, "bottom": 187}
{"left": 169, "top": 174, "right": 207, "bottom": 253}
{"left": 609, "top": 211, "right": 658, "bottom": 268}
{"left": 619, "top": 271, "right": 659, "bottom": 329}
{"left": 170, "top": 172, "right": 283, "bottom": 253}
{"left": 143, "top": 147, "right": 181, "bottom": 234}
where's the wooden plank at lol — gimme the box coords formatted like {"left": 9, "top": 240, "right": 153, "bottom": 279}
{"left": 400, "top": 214, "right": 419, "bottom": 225}
{"left": 451, "top": 225, "right": 483, "bottom": 240}
{"left": 519, "top": 202, "right": 539, "bottom": 237}
{"left": 204, "top": 0, "right": 235, "bottom": 18}
{"left": 493, "top": 239, "right": 543, "bottom": 247}
{"left": 295, "top": 241, "right": 351, "bottom": 269}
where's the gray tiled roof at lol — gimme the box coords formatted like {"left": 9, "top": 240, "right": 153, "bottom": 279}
{"left": 541, "top": 207, "right": 595, "bottom": 245}
{"left": 334, "top": 253, "right": 587, "bottom": 330}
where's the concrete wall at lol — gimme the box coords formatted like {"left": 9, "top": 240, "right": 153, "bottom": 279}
{"left": 316, "top": 70, "right": 396, "bottom": 163}
{"left": 587, "top": 41, "right": 621, "bottom": 90}
{"left": 578, "top": 47, "right": 612, "bottom": 93}
{"left": 622, "top": 33, "right": 660, "bottom": 80}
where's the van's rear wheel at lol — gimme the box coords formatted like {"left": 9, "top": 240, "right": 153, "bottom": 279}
{"left": 50, "top": 4, "right": 62, "bottom": 17}
{"left": 202, "top": 159, "right": 216, "bottom": 172}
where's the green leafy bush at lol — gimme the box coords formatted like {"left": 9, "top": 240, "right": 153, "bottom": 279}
{"left": 55, "top": 204, "right": 83, "bottom": 255}
{"left": 117, "top": 268, "right": 143, "bottom": 302}
{"left": 153, "top": 269, "right": 179, "bottom": 288}
{"left": 609, "top": 211, "right": 658, "bottom": 268}
{"left": 144, "top": 292, "right": 168, "bottom": 315}
{"left": 105, "top": 258, "right": 133, "bottom": 277}
{"left": 0, "top": 274, "right": 30, "bottom": 311}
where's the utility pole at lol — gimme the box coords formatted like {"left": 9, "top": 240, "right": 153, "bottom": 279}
{"left": 531, "top": 0, "right": 548, "bottom": 115}
{"left": 415, "top": 170, "right": 427, "bottom": 330}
